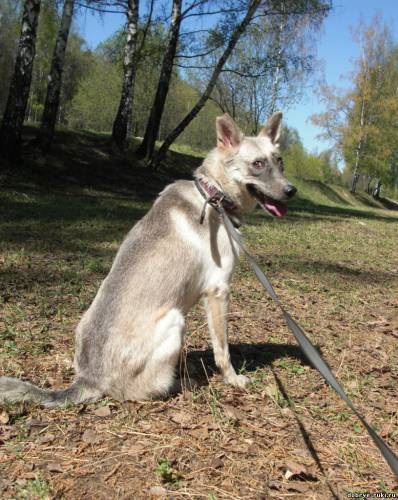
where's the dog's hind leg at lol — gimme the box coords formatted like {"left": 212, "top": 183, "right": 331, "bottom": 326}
{"left": 204, "top": 286, "right": 249, "bottom": 388}
{"left": 130, "top": 308, "right": 185, "bottom": 400}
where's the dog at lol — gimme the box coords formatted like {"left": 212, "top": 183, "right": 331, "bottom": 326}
{"left": 0, "top": 112, "right": 296, "bottom": 407}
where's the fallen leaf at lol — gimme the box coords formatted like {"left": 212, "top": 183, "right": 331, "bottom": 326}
{"left": 37, "top": 433, "right": 55, "bottom": 444}
{"left": 223, "top": 404, "right": 245, "bottom": 420}
{"left": 47, "top": 462, "right": 63, "bottom": 473}
{"left": 148, "top": 486, "right": 167, "bottom": 496}
{"left": 198, "top": 415, "right": 218, "bottom": 430}
{"left": 220, "top": 478, "right": 233, "bottom": 490}
{"left": 268, "top": 480, "right": 282, "bottom": 490}
{"left": 0, "top": 411, "right": 10, "bottom": 424}
{"left": 26, "top": 419, "right": 49, "bottom": 435}
{"left": 189, "top": 427, "right": 209, "bottom": 439}
{"left": 169, "top": 411, "right": 191, "bottom": 427}
{"left": 94, "top": 406, "right": 111, "bottom": 417}
{"left": 21, "top": 472, "right": 37, "bottom": 480}
{"left": 0, "top": 426, "right": 17, "bottom": 443}
{"left": 286, "top": 482, "right": 311, "bottom": 493}
{"left": 81, "top": 429, "right": 102, "bottom": 444}
{"left": 284, "top": 460, "right": 316, "bottom": 481}
{"left": 380, "top": 423, "right": 392, "bottom": 438}
{"left": 210, "top": 457, "right": 223, "bottom": 469}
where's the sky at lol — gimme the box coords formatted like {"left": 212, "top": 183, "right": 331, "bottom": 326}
{"left": 76, "top": 0, "right": 398, "bottom": 154}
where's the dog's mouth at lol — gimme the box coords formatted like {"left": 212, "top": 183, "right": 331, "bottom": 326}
{"left": 247, "top": 184, "right": 288, "bottom": 218}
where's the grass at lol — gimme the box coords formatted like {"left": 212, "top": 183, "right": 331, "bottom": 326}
{"left": 0, "top": 128, "right": 397, "bottom": 498}
{"left": 17, "top": 478, "right": 51, "bottom": 499}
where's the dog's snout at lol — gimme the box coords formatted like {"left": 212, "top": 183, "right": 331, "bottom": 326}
{"left": 284, "top": 184, "right": 297, "bottom": 198}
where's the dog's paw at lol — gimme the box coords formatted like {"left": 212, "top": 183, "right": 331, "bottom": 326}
{"left": 225, "top": 374, "right": 250, "bottom": 389}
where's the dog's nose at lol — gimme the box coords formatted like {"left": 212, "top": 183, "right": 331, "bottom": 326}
{"left": 284, "top": 184, "right": 297, "bottom": 198}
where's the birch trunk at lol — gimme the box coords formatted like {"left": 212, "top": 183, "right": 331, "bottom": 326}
{"left": 135, "top": 0, "right": 182, "bottom": 160}
{"left": 0, "top": 0, "right": 41, "bottom": 162}
{"left": 150, "top": 0, "right": 261, "bottom": 168}
{"left": 269, "top": 9, "right": 287, "bottom": 114}
{"left": 111, "top": 0, "right": 139, "bottom": 151}
{"left": 350, "top": 48, "right": 367, "bottom": 194}
{"left": 39, "top": 0, "right": 75, "bottom": 154}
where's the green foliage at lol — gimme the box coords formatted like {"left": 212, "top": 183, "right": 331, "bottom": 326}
{"left": 312, "top": 16, "right": 398, "bottom": 194}
{"left": 1, "top": 0, "right": 333, "bottom": 170}
{"left": 155, "top": 458, "right": 181, "bottom": 485}
{"left": 281, "top": 126, "right": 341, "bottom": 183}
{"left": 67, "top": 61, "right": 121, "bottom": 131}
{"left": 17, "top": 477, "right": 51, "bottom": 499}
{"left": 343, "top": 20, "right": 398, "bottom": 186}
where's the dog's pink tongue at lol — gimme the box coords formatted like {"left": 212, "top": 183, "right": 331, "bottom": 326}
{"left": 264, "top": 201, "right": 288, "bottom": 217}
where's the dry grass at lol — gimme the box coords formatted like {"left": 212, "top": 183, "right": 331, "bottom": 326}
{"left": 0, "top": 130, "right": 397, "bottom": 499}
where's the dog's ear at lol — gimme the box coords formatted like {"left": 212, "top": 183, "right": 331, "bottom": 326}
{"left": 216, "top": 114, "right": 243, "bottom": 150}
{"left": 259, "top": 112, "right": 282, "bottom": 145}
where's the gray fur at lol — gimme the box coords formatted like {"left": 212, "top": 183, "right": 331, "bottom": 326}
{"left": 0, "top": 112, "right": 296, "bottom": 407}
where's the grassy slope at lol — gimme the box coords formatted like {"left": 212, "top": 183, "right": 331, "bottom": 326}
{"left": 0, "top": 129, "right": 397, "bottom": 498}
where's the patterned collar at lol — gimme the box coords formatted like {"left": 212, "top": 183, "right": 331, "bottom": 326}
{"left": 194, "top": 177, "right": 241, "bottom": 227}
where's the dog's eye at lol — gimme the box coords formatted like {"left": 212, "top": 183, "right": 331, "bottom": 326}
{"left": 252, "top": 160, "right": 265, "bottom": 169}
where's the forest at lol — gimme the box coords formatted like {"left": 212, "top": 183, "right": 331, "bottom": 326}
{"left": 1, "top": 0, "right": 396, "bottom": 197}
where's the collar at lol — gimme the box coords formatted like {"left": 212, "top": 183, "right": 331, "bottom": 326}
{"left": 194, "top": 177, "right": 241, "bottom": 228}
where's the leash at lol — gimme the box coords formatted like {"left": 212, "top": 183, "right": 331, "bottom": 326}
{"left": 194, "top": 179, "right": 398, "bottom": 478}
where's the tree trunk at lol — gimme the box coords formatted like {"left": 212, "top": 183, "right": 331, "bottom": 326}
{"left": 350, "top": 51, "right": 367, "bottom": 194}
{"left": 350, "top": 171, "right": 360, "bottom": 194}
{"left": 135, "top": 0, "right": 182, "bottom": 160}
{"left": 269, "top": 7, "right": 287, "bottom": 114}
{"left": 150, "top": 0, "right": 261, "bottom": 168}
{"left": 0, "top": 0, "right": 41, "bottom": 162}
{"left": 366, "top": 175, "right": 373, "bottom": 194}
{"left": 111, "top": 0, "right": 139, "bottom": 151}
{"left": 38, "top": 0, "right": 75, "bottom": 154}
{"left": 372, "top": 179, "right": 381, "bottom": 199}
{"left": 350, "top": 136, "right": 362, "bottom": 194}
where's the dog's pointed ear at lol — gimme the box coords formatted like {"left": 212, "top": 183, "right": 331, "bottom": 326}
{"left": 216, "top": 114, "right": 243, "bottom": 150}
{"left": 259, "top": 112, "right": 282, "bottom": 146}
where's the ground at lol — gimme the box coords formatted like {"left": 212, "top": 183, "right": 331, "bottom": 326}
{"left": 0, "top": 130, "right": 397, "bottom": 499}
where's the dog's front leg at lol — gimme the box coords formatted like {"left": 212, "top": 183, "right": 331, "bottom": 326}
{"left": 204, "top": 286, "right": 249, "bottom": 388}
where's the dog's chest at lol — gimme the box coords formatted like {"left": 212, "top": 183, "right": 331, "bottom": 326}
{"left": 170, "top": 208, "right": 238, "bottom": 292}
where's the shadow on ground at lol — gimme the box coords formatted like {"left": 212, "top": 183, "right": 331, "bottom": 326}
{"left": 379, "top": 196, "right": 398, "bottom": 210}
{"left": 1, "top": 127, "right": 201, "bottom": 203}
{"left": 185, "top": 342, "right": 311, "bottom": 384}
{"left": 255, "top": 256, "right": 398, "bottom": 285}
{"left": 248, "top": 199, "right": 398, "bottom": 225}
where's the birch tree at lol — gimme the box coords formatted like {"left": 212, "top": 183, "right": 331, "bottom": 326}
{"left": 150, "top": 0, "right": 331, "bottom": 168}
{"left": 150, "top": 0, "right": 262, "bottom": 168}
{"left": 311, "top": 16, "right": 397, "bottom": 194}
{"left": 0, "top": 1, "right": 23, "bottom": 116}
{"left": 39, "top": 0, "right": 75, "bottom": 154}
{"left": 210, "top": 0, "right": 328, "bottom": 134}
{"left": 135, "top": 0, "right": 182, "bottom": 160}
{"left": 0, "top": 0, "right": 41, "bottom": 162}
{"left": 111, "top": 0, "right": 139, "bottom": 150}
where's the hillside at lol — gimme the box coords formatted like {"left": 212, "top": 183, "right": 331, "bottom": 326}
{"left": 0, "top": 129, "right": 397, "bottom": 498}
{"left": 1, "top": 127, "right": 396, "bottom": 214}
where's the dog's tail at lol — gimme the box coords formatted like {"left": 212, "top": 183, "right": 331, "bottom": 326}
{"left": 0, "top": 376, "right": 102, "bottom": 408}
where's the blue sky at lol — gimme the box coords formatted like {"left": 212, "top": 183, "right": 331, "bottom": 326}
{"left": 285, "top": 0, "right": 398, "bottom": 154}
{"left": 76, "top": 0, "right": 397, "bottom": 154}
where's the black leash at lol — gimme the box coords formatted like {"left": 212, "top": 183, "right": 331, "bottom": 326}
{"left": 195, "top": 179, "right": 398, "bottom": 478}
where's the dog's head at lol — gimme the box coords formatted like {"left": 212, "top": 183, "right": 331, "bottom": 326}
{"left": 212, "top": 112, "right": 296, "bottom": 217}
